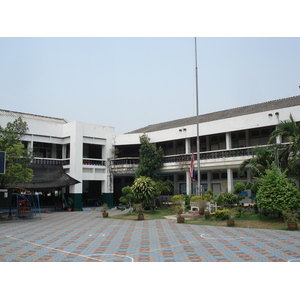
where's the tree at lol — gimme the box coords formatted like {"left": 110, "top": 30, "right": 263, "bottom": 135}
{"left": 0, "top": 117, "right": 33, "bottom": 188}
{"left": 135, "top": 134, "right": 164, "bottom": 180}
{"left": 255, "top": 165, "right": 300, "bottom": 217}
{"left": 131, "top": 176, "right": 158, "bottom": 210}
{"left": 239, "top": 146, "right": 275, "bottom": 177}
{"left": 269, "top": 114, "right": 300, "bottom": 177}
{"left": 119, "top": 185, "right": 134, "bottom": 213}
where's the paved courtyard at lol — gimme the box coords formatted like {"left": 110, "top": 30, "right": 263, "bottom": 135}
{"left": 0, "top": 210, "right": 300, "bottom": 262}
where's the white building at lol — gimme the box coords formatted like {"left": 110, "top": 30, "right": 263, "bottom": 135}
{"left": 0, "top": 110, "right": 114, "bottom": 210}
{"left": 1, "top": 95, "right": 300, "bottom": 209}
{"left": 112, "top": 95, "right": 300, "bottom": 199}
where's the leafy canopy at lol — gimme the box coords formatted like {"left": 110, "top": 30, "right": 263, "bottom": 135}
{"left": 0, "top": 117, "right": 33, "bottom": 188}
{"left": 256, "top": 165, "right": 300, "bottom": 215}
{"left": 131, "top": 176, "right": 158, "bottom": 210}
{"left": 135, "top": 134, "right": 164, "bottom": 180}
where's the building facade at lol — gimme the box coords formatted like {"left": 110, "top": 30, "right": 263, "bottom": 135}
{"left": 0, "top": 110, "right": 114, "bottom": 210}
{"left": 1, "top": 95, "right": 300, "bottom": 209}
{"left": 111, "top": 95, "right": 300, "bottom": 200}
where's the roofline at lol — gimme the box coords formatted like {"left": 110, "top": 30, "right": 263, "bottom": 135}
{"left": 0, "top": 109, "right": 68, "bottom": 123}
{"left": 126, "top": 95, "right": 300, "bottom": 134}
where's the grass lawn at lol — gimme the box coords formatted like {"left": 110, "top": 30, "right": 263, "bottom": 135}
{"left": 112, "top": 208, "right": 297, "bottom": 231}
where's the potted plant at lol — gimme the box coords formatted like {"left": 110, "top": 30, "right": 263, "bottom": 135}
{"left": 173, "top": 200, "right": 185, "bottom": 223}
{"left": 100, "top": 203, "right": 109, "bottom": 217}
{"left": 67, "top": 197, "right": 73, "bottom": 211}
{"left": 134, "top": 203, "right": 144, "bottom": 220}
{"left": 225, "top": 209, "right": 236, "bottom": 227}
{"left": 282, "top": 210, "right": 299, "bottom": 230}
{"left": 198, "top": 199, "right": 207, "bottom": 215}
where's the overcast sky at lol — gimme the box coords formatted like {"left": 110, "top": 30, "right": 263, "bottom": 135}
{"left": 1, "top": 37, "right": 300, "bottom": 134}
{"left": 1, "top": 2, "right": 300, "bottom": 135}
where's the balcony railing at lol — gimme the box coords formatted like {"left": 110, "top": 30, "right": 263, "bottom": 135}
{"left": 111, "top": 146, "right": 255, "bottom": 167}
{"left": 83, "top": 158, "right": 106, "bottom": 167}
{"left": 111, "top": 144, "right": 290, "bottom": 169}
{"left": 33, "top": 158, "right": 70, "bottom": 166}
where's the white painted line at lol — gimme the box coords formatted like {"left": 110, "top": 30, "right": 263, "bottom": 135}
{"left": 200, "top": 233, "right": 244, "bottom": 240}
{"left": 86, "top": 254, "right": 134, "bottom": 262}
{"left": 288, "top": 259, "right": 300, "bottom": 262}
{"left": 5, "top": 235, "right": 133, "bottom": 262}
{"left": 5, "top": 235, "right": 104, "bottom": 262}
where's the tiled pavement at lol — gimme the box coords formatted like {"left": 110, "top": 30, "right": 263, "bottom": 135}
{"left": 0, "top": 210, "right": 300, "bottom": 262}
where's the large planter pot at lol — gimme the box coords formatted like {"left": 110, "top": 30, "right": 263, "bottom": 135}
{"left": 199, "top": 208, "right": 205, "bottom": 215}
{"left": 177, "top": 216, "right": 185, "bottom": 223}
{"left": 68, "top": 208, "right": 72, "bottom": 212}
{"left": 102, "top": 212, "right": 109, "bottom": 218}
{"left": 227, "top": 220, "right": 235, "bottom": 227}
{"left": 288, "top": 222, "right": 298, "bottom": 231}
{"left": 138, "top": 214, "right": 144, "bottom": 220}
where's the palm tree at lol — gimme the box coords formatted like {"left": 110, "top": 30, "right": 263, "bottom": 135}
{"left": 239, "top": 146, "right": 275, "bottom": 177}
{"left": 269, "top": 114, "right": 300, "bottom": 177}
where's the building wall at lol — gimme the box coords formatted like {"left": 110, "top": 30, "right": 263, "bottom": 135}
{"left": 0, "top": 112, "right": 115, "bottom": 209}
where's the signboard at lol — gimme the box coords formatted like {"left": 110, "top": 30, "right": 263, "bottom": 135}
{"left": 0, "top": 151, "right": 6, "bottom": 174}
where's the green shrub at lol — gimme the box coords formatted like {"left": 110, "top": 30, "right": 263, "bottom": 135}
{"left": 215, "top": 209, "right": 230, "bottom": 220}
{"left": 223, "top": 192, "right": 238, "bottom": 208}
{"left": 235, "top": 207, "right": 243, "bottom": 218}
{"left": 256, "top": 166, "right": 300, "bottom": 216}
{"left": 204, "top": 210, "right": 211, "bottom": 220}
{"left": 190, "top": 196, "right": 201, "bottom": 202}
{"left": 172, "top": 195, "right": 185, "bottom": 204}
{"left": 233, "top": 182, "right": 245, "bottom": 195}
{"left": 214, "top": 193, "right": 225, "bottom": 207}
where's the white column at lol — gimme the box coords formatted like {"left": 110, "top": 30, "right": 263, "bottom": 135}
{"left": 185, "top": 138, "right": 191, "bottom": 154}
{"left": 186, "top": 171, "right": 191, "bottom": 195}
{"left": 69, "top": 122, "right": 83, "bottom": 195}
{"left": 227, "top": 168, "right": 233, "bottom": 193}
{"left": 226, "top": 132, "right": 231, "bottom": 149}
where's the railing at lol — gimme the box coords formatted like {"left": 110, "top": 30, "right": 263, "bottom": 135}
{"left": 32, "top": 157, "right": 106, "bottom": 167}
{"left": 111, "top": 146, "right": 255, "bottom": 167}
{"left": 83, "top": 158, "right": 106, "bottom": 167}
{"left": 33, "top": 158, "right": 70, "bottom": 166}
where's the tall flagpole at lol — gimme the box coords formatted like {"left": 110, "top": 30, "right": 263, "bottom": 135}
{"left": 194, "top": 37, "right": 201, "bottom": 196}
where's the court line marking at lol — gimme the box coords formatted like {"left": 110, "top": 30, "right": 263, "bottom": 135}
{"left": 200, "top": 233, "right": 244, "bottom": 240}
{"left": 4, "top": 235, "right": 134, "bottom": 262}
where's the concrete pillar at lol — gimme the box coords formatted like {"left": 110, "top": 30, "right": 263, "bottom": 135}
{"left": 227, "top": 168, "right": 233, "bottom": 193}
{"left": 226, "top": 132, "right": 231, "bottom": 149}
{"left": 185, "top": 138, "right": 191, "bottom": 154}
{"left": 186, "top": 171, "right": 191, "bottom": 195}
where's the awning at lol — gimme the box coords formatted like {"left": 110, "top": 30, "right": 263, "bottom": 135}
{"left": 6, "top": 164, "right": 80, "bottom": 191}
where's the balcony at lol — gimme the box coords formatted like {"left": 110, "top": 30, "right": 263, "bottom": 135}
{"left": 83, "top": 158, "right": 106, "bottom": 167}
{"left": 33, "top": 158, "right": 70, "bottom": 166}
{"left": 110, "top": 146, "right": 256, "bottom": 174}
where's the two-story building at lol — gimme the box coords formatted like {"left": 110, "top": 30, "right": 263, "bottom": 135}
{"left": 111, "top": 95, "right": 300, "bottom": 200}
{"left": 1, "top": 95, "right": 300, "bottom": 210}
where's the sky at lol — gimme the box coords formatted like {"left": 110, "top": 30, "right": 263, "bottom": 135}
{"left": 1, "top": 37, "right": 300, "bottom": 134}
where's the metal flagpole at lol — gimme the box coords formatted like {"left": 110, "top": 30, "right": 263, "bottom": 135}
{"left": 194, "top": 37, "right": 201, "bottom": 196}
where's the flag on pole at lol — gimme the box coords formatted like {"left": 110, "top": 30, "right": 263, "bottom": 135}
{"left": 190, "top": 152, "right": 195, "bottom": 182}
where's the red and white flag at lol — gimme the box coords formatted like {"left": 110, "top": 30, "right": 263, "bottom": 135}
{"left": 190, "top": 152, "right": 195, "bottom": 181}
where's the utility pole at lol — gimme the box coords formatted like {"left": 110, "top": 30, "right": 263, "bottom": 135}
{"left": 194, "top": 37, "right": 201, "bottom": 196}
